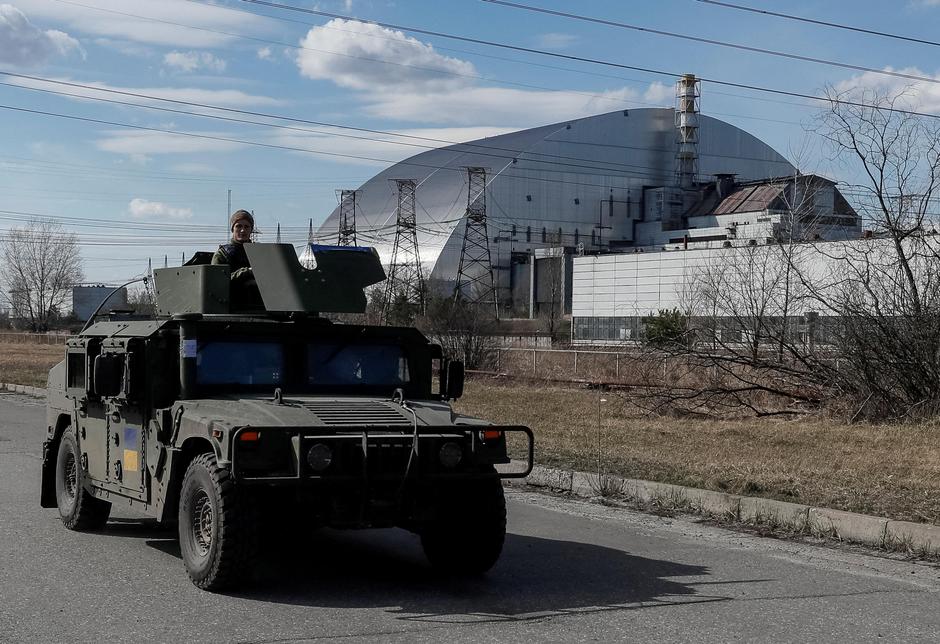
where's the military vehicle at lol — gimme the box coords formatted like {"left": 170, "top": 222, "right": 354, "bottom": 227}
{"left": 41, "top": 243, "right": 533, "bottom": 590}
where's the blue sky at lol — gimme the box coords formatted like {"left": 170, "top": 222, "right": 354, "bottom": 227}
{"left": 1, "top": 0, "right": 939, "bottom": 283}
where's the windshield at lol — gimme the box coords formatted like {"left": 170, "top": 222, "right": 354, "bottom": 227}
{"left": 307, "top": 342, "right": 409, "bottom": 387}
{"left": 194, "top": 339, "right": 410, "bottom": 390}
{"left": 196, "top": 341, "right": 284, "bottom": 386}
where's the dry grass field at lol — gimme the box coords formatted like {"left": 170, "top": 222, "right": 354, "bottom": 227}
{"left": 456, "top": 378, "right": 940, "bottom": 526}
{"left": 3, "top": 342, "right": 938, "bottom": 525}
{"left": 0, "top": 342, "right": 64, "bottom": 387}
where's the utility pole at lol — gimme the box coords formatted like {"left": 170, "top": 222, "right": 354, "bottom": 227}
{"left": 227, "top": 188, "right": 231, "bottom": 239}
{"left": 275, "top": 223, "right": 281, "bottom": 244}
{"left": 453, "top": 167, "right": 498, "bottom": 317}
{"left": 383, "top": 179, "right": 424, "bottom": 324}
{"left": 337, "top": 189, "right": 358, "bottom": 246}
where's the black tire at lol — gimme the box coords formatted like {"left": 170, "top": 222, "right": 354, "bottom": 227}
{"left": 420, "top": 475, "right": 507, "bottom": 575}
{"left": 54, "top": 427, "right": 111, "bottom": 530}
{"left": 178, "top": 453, "right": 257, "bottom": 591}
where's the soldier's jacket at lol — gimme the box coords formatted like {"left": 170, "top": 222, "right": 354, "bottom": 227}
{"left": 212, "top": 241, "right": 252, "bottom": 280}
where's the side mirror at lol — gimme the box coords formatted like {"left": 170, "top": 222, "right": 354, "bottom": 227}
{"left": 93, "top": 354, "right": 123, "bottom": 398}
{"left": 445, "top": 360, "right": 465, "bottom": 400}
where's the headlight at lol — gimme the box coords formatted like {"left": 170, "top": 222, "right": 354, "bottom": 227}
{"left": 306, "top": 443, "right": 333, "bottom": 472}
{"left": 438, "top": 441, "right": 463, "bottom": 468}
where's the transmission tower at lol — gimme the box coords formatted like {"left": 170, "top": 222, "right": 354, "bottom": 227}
{"left": 337, "top": 189, "right": 358, "bottom": 246}
{"left": 453, "top": 167, "right": 498, "bottom": 316}
{"left": 383, "top": 179, "right": 425, "bottom": 323}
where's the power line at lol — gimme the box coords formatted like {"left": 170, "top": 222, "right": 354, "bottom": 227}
{"left": 479, "top": 0, "right": 940, "bottom": 86}
{"left": 695, "top": 0, "right": 940, "bottom": 49}
{"left": 240, "top": 0, "right": 940, "bottom": 120}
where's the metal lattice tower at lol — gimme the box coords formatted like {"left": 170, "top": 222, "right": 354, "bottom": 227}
{"left": 337, "top": 189, "right": 358, "bottom": 246}
{"left": 383, "top": 179, "right": 425, "bottom": 322}
{"left": 675, "top": 73, "right": 700, "bottom": 189}
{"left": 453, "top": 167, "right": 498, "bottom": 316}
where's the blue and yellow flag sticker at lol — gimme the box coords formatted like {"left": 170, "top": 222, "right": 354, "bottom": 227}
{"left": 123, "top": 427, "right": 139, "bottom": 473}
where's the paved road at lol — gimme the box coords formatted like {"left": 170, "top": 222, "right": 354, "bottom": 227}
{"left": 2, "top": 392, "right": 939, "bottom": 643}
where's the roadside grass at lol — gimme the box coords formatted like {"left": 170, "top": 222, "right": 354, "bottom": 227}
{"left": 455, "top": 377, "right": 940, "bottom": 526}
{"left": 4, "top": 342, "right": 938, "bottom": 526}
{"left": 0, "top": 343, "right": 63, "bottom": 387}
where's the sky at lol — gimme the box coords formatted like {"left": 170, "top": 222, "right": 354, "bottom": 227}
{"left": 1, "top": 0, "right": 940, "bottom": 284}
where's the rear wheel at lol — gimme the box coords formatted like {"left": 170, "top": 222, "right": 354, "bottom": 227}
{"left": 178, "top": 453, "right": 257, "bottom": 591}
{"left": 420, "top": 475, "right": 506, "bottom": 575}
{"left": 54, "top": 427, "right": 111, "bottom": 530}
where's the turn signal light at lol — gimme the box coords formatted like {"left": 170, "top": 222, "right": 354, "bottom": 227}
{"left": 239, "top": 430, "right": 261, "bottom": 442}
{"left": 482, "top": 430, "right": 503, "bottom": 441}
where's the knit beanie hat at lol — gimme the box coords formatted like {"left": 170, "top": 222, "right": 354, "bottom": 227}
{"left": 230, "top": 209, "right": 254, "bottom": 231}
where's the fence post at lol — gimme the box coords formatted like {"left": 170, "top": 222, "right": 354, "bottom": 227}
{"left": 574, "top": 351, "right": 578, "bottom": 376}
{"left": 495, "top": 348, "right": 501, "bottom": 373}
{"left": 532, "top": 348, "right": 537, "bottom": 378}
{"left": 615, "top": 354, "right": 620, "bottom": 380}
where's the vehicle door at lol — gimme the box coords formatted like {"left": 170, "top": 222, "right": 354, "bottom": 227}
{"left": 67, "top": 337, "right": 109, "bottom": 483}
{"left": 99, "top": 338, "right": 148, "bottom": 501}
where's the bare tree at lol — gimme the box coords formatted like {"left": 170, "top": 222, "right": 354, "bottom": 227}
{"left": 1, "top": 218, "right": 83, "bottom": 332}
{"left": 804, "top": 86, "right": 940, "bottom": 418}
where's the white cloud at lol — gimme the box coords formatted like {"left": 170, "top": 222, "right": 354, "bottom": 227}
{"left": 0, "top": 4, "right": 83, "bottom": 66}
{"left": 12, "top": 0, "right": 273, "bottom": 48}
{"left": 296, "top": 18, "right": 476, "bottom": 90}
{"left": 6, "top": 75, "right": 283, "bottom": 108}
{"left": 97, "top": 130, "right": 243, "bottom": 156}
{"left": 257, "top": 46, "right": 272, "bottom": 61}
{"left": 128, "top": 198, "right": 193, "bottom": 220}
{"left": 360, "top": 85, "right": 653, "bottom": 127}
{"left": 163, "top": 50, "right": 226, "bottom": 73}
{"left": 834, "top": 67, "right": 940, "bottom": 114}
{"left": 642, "top": 81, "right": 673, "bottom": 105}
{"left": 535, "top": 32, "right": 577, "bottom": 50}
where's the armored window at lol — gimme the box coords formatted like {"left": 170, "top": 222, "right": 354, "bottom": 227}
{"left": 67, "top": 352, "right": 85, "bottom": 389}
{"left": 196, "top": 341, "right": 284, "bottom": 386}
{"left": 307, "top": 342, "right": 409, "bottom": 387}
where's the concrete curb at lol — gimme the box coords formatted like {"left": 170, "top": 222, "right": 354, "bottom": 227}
{"left": 0, "top": 382, "right": 44, "bottom": 397}
{"left": 514, "top": 464, "right": 940, "bottom": 557}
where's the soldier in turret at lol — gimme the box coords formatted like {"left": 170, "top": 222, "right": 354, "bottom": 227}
{"left": 212, "top": 209, "right": 255, "bottom": 279}
{"left": 213, "top": 209, "right": 262, "bottom": 309}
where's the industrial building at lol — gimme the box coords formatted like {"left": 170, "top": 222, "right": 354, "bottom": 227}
{"left": 318, "top": 75, "right": 861, "bottom": 324}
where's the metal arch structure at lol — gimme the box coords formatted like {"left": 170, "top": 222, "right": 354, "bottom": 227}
{"left": 383, "top": 179, "right": 426, "bottom": 323}
{"left": 453, "top": 167, "right": 498, "bottom": 316}
{"left": 337, "top": 189, "right": 358, "bottom": 246}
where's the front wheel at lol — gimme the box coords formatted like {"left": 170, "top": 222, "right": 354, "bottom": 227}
{"left": 420, "top": 475, "right": 507, "bottom": 575}
{"left": 54, "top": 427, "right": 111, "bottom": 530}
{"left": 178, "top": 453, "right": 256, "bottom": 591}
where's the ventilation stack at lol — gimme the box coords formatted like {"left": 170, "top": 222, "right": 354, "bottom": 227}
{"left": 453, "top": 167, "right": 498, "bottom": 317}
{"left": 675, "top": 73, "right": 700, "bottom": 190}
{"left": 336, "top": 189, "right": 358, "bottom": 246}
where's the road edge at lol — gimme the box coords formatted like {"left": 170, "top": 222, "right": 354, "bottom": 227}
{"left": 508, "top": 465, "right": 940, "bottom": 559}
{"left": 5, "top": 381, "right": 937, "bottom": 558}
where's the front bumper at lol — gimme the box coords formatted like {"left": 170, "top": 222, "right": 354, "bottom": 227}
{"left": 230, "top": 425, "right": 534, "bottom": 483}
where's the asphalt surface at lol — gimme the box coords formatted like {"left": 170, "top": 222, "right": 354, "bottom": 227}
{"left": 2, "top": 392, "right": 939, "bottom": 643}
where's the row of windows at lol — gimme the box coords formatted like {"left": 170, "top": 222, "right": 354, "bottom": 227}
{"left": 507, "top": 224, "right": 601, "bottom": 245}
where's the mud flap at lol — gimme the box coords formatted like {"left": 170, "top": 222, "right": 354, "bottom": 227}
{"left": 40, "top": 438, "right": 57, "bottom": 508}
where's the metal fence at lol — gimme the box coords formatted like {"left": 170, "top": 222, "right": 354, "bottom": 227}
{"left": 0, "top": 332, "right": 71, "bottom": 345}
{"left": 490, "top": 346, "right": 674, "bottom": 386}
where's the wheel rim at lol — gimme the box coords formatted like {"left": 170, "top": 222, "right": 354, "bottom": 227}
{"left": 191, "top": 490, "right": 213, "bottom": 557}
{"left": 62, "top": 451, "right": 77, "bottom": 501}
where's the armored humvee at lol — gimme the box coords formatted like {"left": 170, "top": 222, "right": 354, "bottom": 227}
{"left": 42, "top": 243, "right": 533, "bottom": 590}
